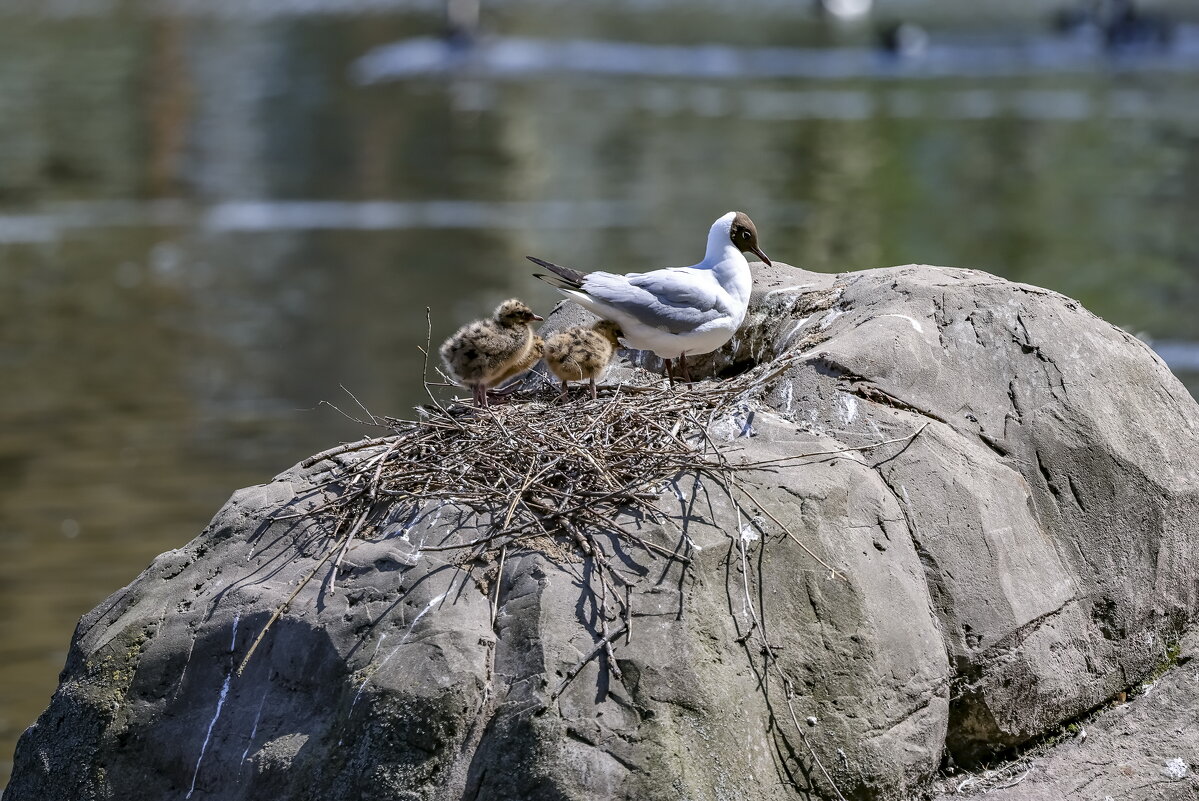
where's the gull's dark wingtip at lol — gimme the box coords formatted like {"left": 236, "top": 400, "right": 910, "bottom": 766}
{"left": 534, "top": 273, "right": 573, "bottom": 291}
{"left": 526, "top": 255, "right": 586, "bottom": 288}
{"left": 527, "top": 255, "right": 565, "bottom": 272}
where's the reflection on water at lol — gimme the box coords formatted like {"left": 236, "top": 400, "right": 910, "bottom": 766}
{"left": 2, "top": 3, "right": 1199, "bottom": 788}
{"left": 1150, "top": 341, "right": 1199, "bottom": 372}
{"left": 0, "top": 199, "right": 642, "bottom": 242}
{"left": 354, "top": 29, "right": 1199, "bottom": 82}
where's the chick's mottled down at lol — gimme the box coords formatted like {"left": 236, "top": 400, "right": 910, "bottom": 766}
{"left": 543, "top": 320, "right": 623, "bottom": 399}
{"left": 494, "top": 335, "right": 544, "bottom": 386}
{"left": 439, "top": 299, "right": 543, "bottom": 406}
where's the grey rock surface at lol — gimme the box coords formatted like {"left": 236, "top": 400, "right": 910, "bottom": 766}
{"left": 932, "top": 629, "right": 1199, "bottom": 800}
{"left": 5, "top": 263, "right": 1198, "bottom": 801}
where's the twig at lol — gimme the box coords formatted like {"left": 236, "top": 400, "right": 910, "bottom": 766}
{"left": 740, "top": 421, "right": 931, "bottom": 467}
{"left": 782, "top": 687, "right": 850, "bottom": 801}
{"left": 691, "top": 418, "right": 851, "bottom": 800}
{"left": 326, "top": 507, "right": 372, "bottom": 596}
{"left": 318, "top": 399, "right": 383, "bottom": 428}
{"left": 502, "top": 460, "right": 539, "bottom": 528}
{"left": 991, "top": 767, "right": 1033, "bottom": 790}
{"left": 422, "top": 307, "right": 464, "bottom": 430}
{"left": 549, "top": 623, "right": 628, "bottom": 700}
{"left": 491, "top": 544, "right": 507, "bottom": 628}
{"left": 370, "top": 439, "right": 404, "bottom": 499}
{"left": 731, "top": 478, "right": 846, "bottom": 581}
{"left": 341, "top": 383, "right": 380, "bottom": 427}
{"left": 585, "top": 532, "right": 623, "bottom": 682}
{"left": 689, "top": 411, "right": 846, "bottom": 580}
{"left": 623, "top": 584, "right": 631, "bottom": 644}
{"left": 420, "top": 527, "right": 526, "bottom": 552}
{"left": 237, "top": 531, "right": 345, "bottom": 675}
{"left": 300, "top": 436, "right": 393, "bottom": 469}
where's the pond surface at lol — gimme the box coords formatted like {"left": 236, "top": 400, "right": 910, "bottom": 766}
{"left": 2, "top": 1, "right": 1198, "bottom": 787}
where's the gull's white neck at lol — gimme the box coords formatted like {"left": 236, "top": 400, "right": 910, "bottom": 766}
{"left": 700, "top": 212, "right": 747, "bottom": 273}
{"left": 698, "top": 212, "right": 752, "bottom": 315}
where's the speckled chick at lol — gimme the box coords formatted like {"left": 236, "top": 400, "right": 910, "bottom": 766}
{"left": 439, "top": 299, "right": 543, "bottom": 406}
{"left": 493, "top": 335, "right": 545, "bottom": 387}
{"left": 543, "top": 320, "right": 623, "bottom": 400}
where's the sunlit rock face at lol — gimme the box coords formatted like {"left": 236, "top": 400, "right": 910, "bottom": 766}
{"left": 5, "top": 264, "right": 1198, "bottom": 801}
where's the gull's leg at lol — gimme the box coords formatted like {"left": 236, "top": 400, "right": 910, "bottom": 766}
{"left": 663, "top": 358, "right": 675, "bottom": 388}
{"left": 678, "top": 354, "right": 691, "bottom": 383}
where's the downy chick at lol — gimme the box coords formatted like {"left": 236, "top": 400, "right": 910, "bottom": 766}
{"left": 490, "top": 335, "right": 545, "bottom": 395}
{"left": 439, "top": 299, "right": 543, "bottom": 406}
{"left": 543, "top": 320, "right": 623, "bottom": 400}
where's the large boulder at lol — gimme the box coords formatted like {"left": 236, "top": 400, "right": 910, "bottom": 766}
{"left": 5, "top": 263, "right": 1198, "bottom": 801}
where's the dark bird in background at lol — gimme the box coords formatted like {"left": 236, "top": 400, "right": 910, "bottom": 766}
{"left": 1054, "top": 0, "right": 1174, "bottom": 52}
{"left": 877, "top": 21, "right": 930, "bottom": 58}
{"left": 444, "top": 0, "right": 481, "bottom": 46}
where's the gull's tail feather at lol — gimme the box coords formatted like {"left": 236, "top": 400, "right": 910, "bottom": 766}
{"left": 534, "top": 273, "right": 577, "bottom": 291}
{"left": 527, "top": 256, "right": 585, "bottom": 289}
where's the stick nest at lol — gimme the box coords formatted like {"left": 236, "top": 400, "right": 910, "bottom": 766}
{"left": 240, "top": 348, "right": 915, "bottom": 801}
{"left": 295, "top": 354, "right": 805, "bottom": 580}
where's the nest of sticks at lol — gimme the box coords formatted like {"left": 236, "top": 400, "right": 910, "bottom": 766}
{"left": 301, "top": 353, "right": 830, "bottom": 574}
{"left": 238, "top": 318, "right": 925, "bottom": 652}
{"left": 239, "top": 349, "right": 824, "bottom": 664}
{"left": 235, "top": 341, "right": 927, "bottom": 801}
{"left": 240, "top": 339, "right": 921, "bottom": 698}
{"left": 309, "top": 361, "right": 799, "bottom": 554}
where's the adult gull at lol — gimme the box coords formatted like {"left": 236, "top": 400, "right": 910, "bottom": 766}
{"left": 529, "top": 211, "right": 770, "bottom": 384}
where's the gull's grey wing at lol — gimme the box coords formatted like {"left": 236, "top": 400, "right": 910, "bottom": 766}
{"left": 583, "top": 269, "right": 724, "bottom": 334}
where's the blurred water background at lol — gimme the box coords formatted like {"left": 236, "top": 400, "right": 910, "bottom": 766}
{"left": 2, "top": 0, "right": 1199, "bottom": 786}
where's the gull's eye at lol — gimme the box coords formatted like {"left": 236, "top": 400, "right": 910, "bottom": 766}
{"left": 741, "top": 230, "right": 751, "bottom": 240}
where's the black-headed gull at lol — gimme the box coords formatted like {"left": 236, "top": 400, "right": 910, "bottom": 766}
{"left": 543, "top": 320, "right": 624, "bottom": 401}
{"left": 439, "top": 298, "right": 543, "bottom": 406}
{"left": 529, "top": 211, "right": 770, "bottom": 384}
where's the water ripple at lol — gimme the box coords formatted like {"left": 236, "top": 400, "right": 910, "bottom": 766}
{"left": 0, "top": 200, "right": 639, "bottom": 242}
{"left": 354, "top": 31, "right": 1199, "bottom": 84}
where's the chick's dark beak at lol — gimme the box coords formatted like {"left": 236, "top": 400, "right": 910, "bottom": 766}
{"left": 531, "top": 313, "right": 545, "bottom": 322}
{"left": 750, "top": 245, "right": 772, "bottom": 266}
